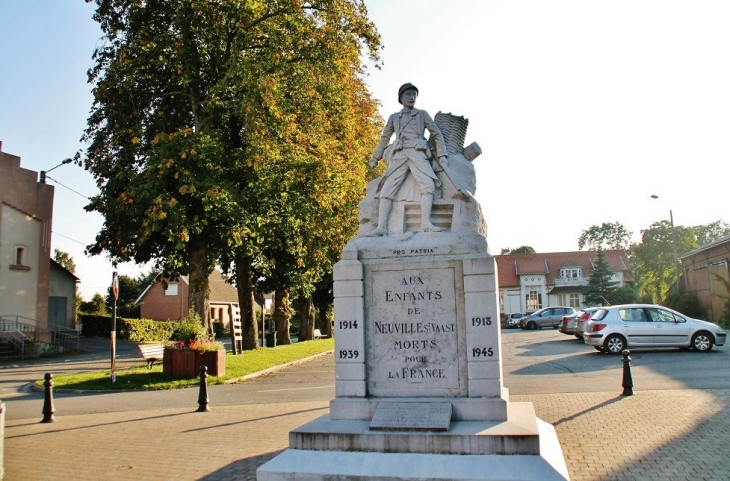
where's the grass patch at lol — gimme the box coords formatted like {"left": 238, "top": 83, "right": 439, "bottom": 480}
{"left": 43, "top": 338, "right": 334, "bottom": 391}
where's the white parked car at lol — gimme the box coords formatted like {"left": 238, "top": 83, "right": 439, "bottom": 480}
{"left": 583, "top": 304, "right": 726, "bottom": 354}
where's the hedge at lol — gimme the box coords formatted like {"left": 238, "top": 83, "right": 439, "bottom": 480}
{"left": 79, "top": 314, "right": 177, "bottom": 342}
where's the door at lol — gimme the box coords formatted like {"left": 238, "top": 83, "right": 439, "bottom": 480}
{"left": 537, "top": 308, "right": 554, "bottom": 328}
{"left": 646, "top": 307, "right": 692, "bottom": 346}
{"left": 616, "top": 307, "right": 653, "bottom": 346}
{"left": 48, "top": 296, "right": 68, "bottom": 328}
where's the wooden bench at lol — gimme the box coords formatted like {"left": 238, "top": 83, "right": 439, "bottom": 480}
{"left": 313, "top": 329, "right": 328, "bottom": 339}
{"left": 137, "top": 343, "right": 165, "bottom": 369}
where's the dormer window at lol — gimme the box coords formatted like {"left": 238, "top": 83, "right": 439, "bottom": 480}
{"left": 560, "top": 268, "right": 582, "bottom": 279}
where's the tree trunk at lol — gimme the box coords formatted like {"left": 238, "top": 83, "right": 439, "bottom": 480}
{"left": 274, "top": 288, "right": 292, "bottom": 345}
{"left": 187, "top": 235, "right": 211, "bottom": 335}
{"left": 235, "top": 254, "right": 259, "bottom": 350}
{"left": 297, "top": 295, "right": 315, "bottom": 341}
{"left": 316, "top": 298, "right": 333, "bottom": 337}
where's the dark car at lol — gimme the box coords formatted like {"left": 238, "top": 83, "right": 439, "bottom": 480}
{"left": 559, "top": 308, "right": 600, "bottom": 339}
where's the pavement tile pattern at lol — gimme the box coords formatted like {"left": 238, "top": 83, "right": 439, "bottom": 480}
{"left": 6, "top": 388, "right": 730, "bottom": 480}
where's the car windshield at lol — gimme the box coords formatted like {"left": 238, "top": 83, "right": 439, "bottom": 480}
{"left": 593, "top": 309, "right": 608, "bottom": 321}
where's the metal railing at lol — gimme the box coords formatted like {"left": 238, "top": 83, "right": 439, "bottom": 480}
{"left": 0, "top": 315, "right": 80, "bottom": 357}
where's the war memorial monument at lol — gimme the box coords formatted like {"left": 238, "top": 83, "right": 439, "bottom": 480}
{"left": 258, "top": 84, "right": 569, "bottom": 480}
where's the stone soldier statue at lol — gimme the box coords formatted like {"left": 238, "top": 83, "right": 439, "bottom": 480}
{"left": 366, "top": 83, "right": 449, "bottom": 236}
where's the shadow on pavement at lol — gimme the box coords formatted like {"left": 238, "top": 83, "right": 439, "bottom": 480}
{"left": 198, "top": 451, "right": 282, "bottom": 481}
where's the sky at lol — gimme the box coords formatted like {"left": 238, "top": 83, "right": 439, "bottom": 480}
{"left": 1, "top": 1, "right": 728, "bottom": 301}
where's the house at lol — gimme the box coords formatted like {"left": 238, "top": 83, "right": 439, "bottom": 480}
{"left": 135, "top": 269, "right": 240, "bottom": 327}
{"left": 0, "top": 142, "right": 56, "bottom": 328}
{"left": 680, "top": 235, "right": 730, "bottom": 322}
{"left": 496, "top": 250, "right": 633, "bottom": 315}
{"left": 48, "top": 259, "right": 79, "bottom": 328}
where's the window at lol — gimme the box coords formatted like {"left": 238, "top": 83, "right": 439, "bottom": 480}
{"left": 619, "top": 308, "right": 648, "bottom": 322}
{"left": 560, "top": 268, "right": 582, "bottom": 279}
{"left": 165, "top": 283, "right": 179, "bottom": 296}
{"left": 647, "top": 308, "right": 684, "bottom": 323}
{"left": 9, "top": 246, "right": 31, "bottom": 271}
{"left": 569, "top": 293, "right": 580, "bottom": 308}
{"left": 525, "top": 286, "right": 542, "bottom": 311}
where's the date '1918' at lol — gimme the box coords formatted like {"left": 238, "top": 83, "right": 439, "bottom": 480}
{"left": 339, "top": 350, "right": 359, "bottom": 359}
{"left": 471, "top": 317, "right": 492, "bottom": 327}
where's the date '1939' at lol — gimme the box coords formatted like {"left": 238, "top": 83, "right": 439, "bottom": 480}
{"left": 339, "top": 350, "right": 359, "bottom": 359}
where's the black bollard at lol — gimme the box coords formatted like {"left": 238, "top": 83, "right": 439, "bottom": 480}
{"left": 41, "top": 372, "right": 55, "bottom": 423}
{"left": 621, "top": 349, "right": 634, "bottom": 396}
{"left": 197, "top": 365, "right": 209, "bottom": 412}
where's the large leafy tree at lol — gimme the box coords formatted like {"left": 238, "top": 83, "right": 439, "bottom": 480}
{"left": 578, "top": 222, "right": 632, "bottom": 251}
{"left": 82, "top": 0, "right": 381, "bottom": 338}
{"left": 693, "top": 220, "right": 730, "bottom": 246}
{"left": 630, "top": 221, "right": 700, "bottom": 303}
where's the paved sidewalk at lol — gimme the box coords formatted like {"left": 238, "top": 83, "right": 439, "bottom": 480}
{"left": 5, "top": 388, "right": 729, "bottom": 480}
{"left": 3, "top": 340, "right": 730, "bottom": 480}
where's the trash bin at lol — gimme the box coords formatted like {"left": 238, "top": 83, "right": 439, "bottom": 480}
{"left": 265, "top": 332, "right": 276, "bottom": 348}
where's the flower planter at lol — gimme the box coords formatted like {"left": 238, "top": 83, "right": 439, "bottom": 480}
{"left": 163, "top": 349, "right": 225, "bottom": 378}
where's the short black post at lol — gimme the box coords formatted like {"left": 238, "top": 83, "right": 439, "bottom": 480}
{"left": 41, "top": 373, "right": 55, "bottom": 423}
{"left": 621, "top": 349, "right": 634, "bottom": 396}
{"left": 197, "top": 365, "right": 209, "bottom": 412}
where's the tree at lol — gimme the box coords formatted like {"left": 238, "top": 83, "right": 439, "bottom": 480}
{"left": 693, "top": 220, "right": 730, "bottom": 246}
{"left": 500, "top": 246, "right": 536, "bottom": 254}
{"left": 82, "top": 0, "right": 382, "bottom": 339}
{"left": 584, "top": 249, "right": 617, "bottom": 306}
{"left": 53, "top": 249, "right": 76, "bottom": 274}
{"left": 629, "top": 221, "right": 699, "bottom": 303}
{"left": 79, "top": 293, "right": 108, "bottom": 316}
{"left": 578, "top": 222, "right": 632, "bottom": 251}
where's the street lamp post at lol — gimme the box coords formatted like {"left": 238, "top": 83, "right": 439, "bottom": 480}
{"left": 39, "top": 158, "right": 73, "bottom": 183}
{"left": 650, "top": 195, "right": 681, "bottom": 289}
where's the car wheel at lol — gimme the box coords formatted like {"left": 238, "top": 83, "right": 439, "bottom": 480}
{"left": 527, "top": 321, "right": 537, "bottom": 330}
{"left": 692, "top": 332, "right": 714, "bottom": 352}
{"left": 604, "top": 334, "right": 626, "bottom": 354}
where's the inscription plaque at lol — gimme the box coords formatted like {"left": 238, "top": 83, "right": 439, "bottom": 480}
{"left": 369, "top": 402, "right": 452, "bottom": 432}
{"left": 367, "top": 266, "right": 460, "bottom": 395}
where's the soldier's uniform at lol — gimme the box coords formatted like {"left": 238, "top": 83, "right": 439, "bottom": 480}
{"left": 372, "top": 108, "right": 447, "bottom": 200}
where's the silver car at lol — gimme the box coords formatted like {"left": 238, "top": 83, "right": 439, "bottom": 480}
{"left": 583, "top": 304, "right": 726, "bottom": 354}
{"left": 519, "top": 306, "right": 575, "bottom": 330}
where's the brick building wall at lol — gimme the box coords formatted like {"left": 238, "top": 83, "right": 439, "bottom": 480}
{"left": 140, "top": 280, "right": 188, "bottom": 321}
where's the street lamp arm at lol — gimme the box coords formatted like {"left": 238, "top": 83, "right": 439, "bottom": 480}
{"left": 40, "top": 158, "right": 73, "bottom": 183}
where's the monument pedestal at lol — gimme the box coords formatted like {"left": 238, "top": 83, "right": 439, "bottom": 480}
{"left": 257, "top": 111, "right": 568, "bottom": 480}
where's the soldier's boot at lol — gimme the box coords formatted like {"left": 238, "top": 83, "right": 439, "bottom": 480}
{"left": 420, "top": 194, "right": 443, "bottom": 232}
{"left": 365, "top": 198, "right": 392, "bottom": 237}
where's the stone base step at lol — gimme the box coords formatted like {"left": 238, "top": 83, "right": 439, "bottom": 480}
{"left": 258, "top": 417, "right": 569, "bottom": 481}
